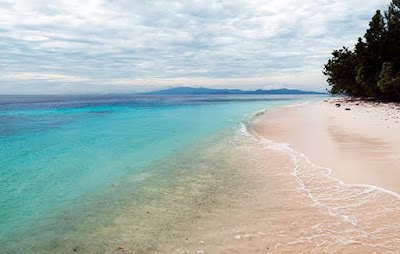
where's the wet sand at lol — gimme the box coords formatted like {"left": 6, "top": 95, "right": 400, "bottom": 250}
{"left": 239, "top": 99, "right": 400, "bottom": 253}
{"left": 8, "top": 100, "right": 400, "bottom": 253}
{"left": 161, "top": 100, "right": 400, "bottom": 253}
{"left": 252, "top": 99, "right": 400, "bottom": 194}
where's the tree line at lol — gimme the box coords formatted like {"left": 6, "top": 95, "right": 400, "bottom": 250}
{"left": 323, "top": 0, "right": 400, "bottom": 101}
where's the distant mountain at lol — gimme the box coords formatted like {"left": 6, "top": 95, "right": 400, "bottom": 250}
{"left": 147, "top": 87, "right": 325, "bottom": 95}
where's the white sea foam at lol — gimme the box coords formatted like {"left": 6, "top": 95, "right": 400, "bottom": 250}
{"left": 353, "top": 184, "right": 400, "bottom": 199}
{"left": 233, "top": 118, "right": 400, "bottom": 250}
{"left": 241, "top": 120, "right": 400, "bottom": 201}
{"left": 250, "top": 108, "right": 268, "bottom": 118}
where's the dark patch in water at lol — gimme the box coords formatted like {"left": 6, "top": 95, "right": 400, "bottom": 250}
{"left": 89, "top": 110, "right": 112, "bottom": 114}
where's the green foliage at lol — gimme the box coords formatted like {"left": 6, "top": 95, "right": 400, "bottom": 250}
{"left": 378, "top": 62, "right": 400, "bottom": 97}
{"left": 323, "top": 48, "right": 359, "bottom": 95}
{"left": 323, "top": 0, "right": 400, "bottom": 101}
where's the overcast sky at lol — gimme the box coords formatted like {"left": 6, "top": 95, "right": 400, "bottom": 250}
{"left": 0, "top": 0, "right": 390, "bottom": 94}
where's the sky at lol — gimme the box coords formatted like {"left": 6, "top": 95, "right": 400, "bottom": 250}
{"left": 0, "top": 0, "right": 390, "bottom": 94}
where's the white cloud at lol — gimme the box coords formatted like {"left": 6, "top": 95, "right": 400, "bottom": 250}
{"left": 0, "top": 0, "right": 390, "bottom": 93}
{"left": 3, "top": 72, "right": 91, "bottom": 82}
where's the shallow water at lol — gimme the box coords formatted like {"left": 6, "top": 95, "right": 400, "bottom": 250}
{"left": 1, "top": 94, "right": 321, "bottom": 252}
{"left": 2, "top": 94, "right": 398, "bottom": 253}
{"left": 250, "top": 136, "right": 400, "bottom": 253}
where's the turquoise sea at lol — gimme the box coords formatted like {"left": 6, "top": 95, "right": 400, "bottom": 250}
{"left": 0, "top": 94, "right": 323, "bottom": 253}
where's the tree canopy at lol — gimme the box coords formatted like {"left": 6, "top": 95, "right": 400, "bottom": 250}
{"left": 323, "top": 0, "right": 400, "bottom": 101}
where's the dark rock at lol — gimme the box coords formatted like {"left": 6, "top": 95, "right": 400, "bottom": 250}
{"left": 72, "top": 247, "right": 78, "bottom": 252}
{"left": 345, "top": 108, "right": 351, "bottom": 111}
{"left": 335, "top": 103, "right": 341, "bottom": 107}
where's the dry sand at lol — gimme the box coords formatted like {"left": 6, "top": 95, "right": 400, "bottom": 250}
{"left": 9, "top": 99, "right": 399, "bottom": 253}
{"left": 253, "top": 98, "right": 400, "bottom": 194}
{"left": 163, "top": 99, "right": 400, "bottom": 253}
{"left": 66, "top": 99, "right": 399, "bottom": 253}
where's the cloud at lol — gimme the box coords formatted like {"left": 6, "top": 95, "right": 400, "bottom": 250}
{"left": 0, "top": 0, "right": 390, "bottom": 94}
{"left": 3, "top": 72, "right": 90, "bottom": 82}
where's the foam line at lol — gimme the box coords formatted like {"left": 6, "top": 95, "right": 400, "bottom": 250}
{"left": 244, "top": 121, "right": 400, "bottom": 199}
{"left": 353, "top": 184, "right": 400, "bottom": 199}
{"left": 235, "top": 120, "right": 400, "bottom": 228}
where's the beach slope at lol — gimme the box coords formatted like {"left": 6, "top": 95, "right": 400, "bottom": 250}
{"left": 253, "top": 99, "right": 400, "bottom": 194}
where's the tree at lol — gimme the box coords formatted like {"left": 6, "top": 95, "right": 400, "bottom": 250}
{"left": 323, "top": 48, "right": 359, "bottom": 95}
{"left": 378, "top": 62, "right": 400, "bottom": 99}
{"left": 357, "top": 10, "right": 386, "bottom": 97}
{"left": 385, "top": 0, "right": 400, "bottom": 22}
{"left": 365, "top": 10, "right": 386, "bottom": 44}
{"left": 324, "top": 0, "right": 400, "bottom": 101}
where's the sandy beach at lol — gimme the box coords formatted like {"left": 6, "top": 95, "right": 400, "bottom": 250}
{"left": 253, "top": 99, "right": 400, "bottom": 194}
{"left": 239, "top": 98, "right": 400, "bottom": 253}
{"left": 4, "top": 0, "right": 400, "bottom": 252}
{"left": 160, "top": 99, "right": 400, "bottom": 253}
{"left": 3, "top": 98, "right": 400, "bottom": 253}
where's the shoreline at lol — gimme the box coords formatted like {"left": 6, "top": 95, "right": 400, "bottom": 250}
{"left": 3, "top": 97, "right": 399, "bottom": 253}
{"left": 244, "top": 99, "right": 400, "bottom": 252}
{"left": 252, "top": 98, "right": 400, "bottom": 195}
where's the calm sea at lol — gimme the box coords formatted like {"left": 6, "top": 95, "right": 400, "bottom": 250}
{"left": 0, "top": 94, "right": 323, "bottom": 252}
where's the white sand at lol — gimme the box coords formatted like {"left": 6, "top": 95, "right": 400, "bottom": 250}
{"left": 253, "top": 98, "right": 400, "bottom": 194}
{"left": 154, "top": 99, "right": 400, "bottom": 253}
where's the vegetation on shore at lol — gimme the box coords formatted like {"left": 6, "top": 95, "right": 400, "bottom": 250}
{"left": 323, "top": 0, "right": 400, "bottom": 101}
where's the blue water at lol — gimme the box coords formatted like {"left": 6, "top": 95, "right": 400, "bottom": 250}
{"left": 0, "top": 94, "right": 323, "bottom": 246}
